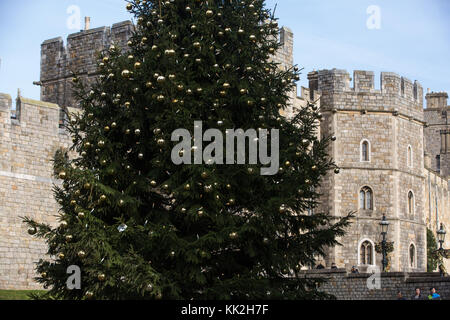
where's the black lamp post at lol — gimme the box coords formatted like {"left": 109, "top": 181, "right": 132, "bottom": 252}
{"left": 379, "top": 215, "right": 390, "bottom": 272}
{"left": 437, "top": 223, "right": 446, "bottom": 252}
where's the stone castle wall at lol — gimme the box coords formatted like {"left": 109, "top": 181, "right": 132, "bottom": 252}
{"left": 424, "top": 92, "right": 450, "bottom": 175}
{"left": 0, "top": 93, "right": 72, "bottom": 290}
{"left": 301, "top": 269, "right": 450, "bottom": 300}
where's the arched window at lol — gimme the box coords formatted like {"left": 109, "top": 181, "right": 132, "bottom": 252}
{"left": 359, "top": 187, "right": 373, "bottom": 210}
{"left": 409, "top": 244, "right": 416, "bottom": 268}
{"left": 408, "top": 191, "right": 414, "bottom": 216}
{"left": 407, "top": 145, "right": 413, "bottom": 168}
{"left": 361, "top": 140, "right": 370, "bottom": 162}
{"left": 360, "top": 241, "right": 373, "bottom": 265}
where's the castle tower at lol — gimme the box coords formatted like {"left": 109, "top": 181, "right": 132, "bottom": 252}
{"left": 310, "top": 69, "right": 427, "bottom": 272}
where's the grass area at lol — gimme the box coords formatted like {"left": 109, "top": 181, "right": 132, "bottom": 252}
{"left": 0, "top": 290, "right": 45, "bottom": 300}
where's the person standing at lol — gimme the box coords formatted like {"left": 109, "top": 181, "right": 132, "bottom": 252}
{"left": 411, "top": 288, "right": 423, "bottom": 300}
{"left": 428, "top": 287, "right": 442, "bottom": 300}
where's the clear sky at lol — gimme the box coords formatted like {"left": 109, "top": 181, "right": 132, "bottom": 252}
{"left": 0, "top": 0, "right": 449, "bottom": 106}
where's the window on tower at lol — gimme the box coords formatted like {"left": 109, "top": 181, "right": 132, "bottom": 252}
{"left": 361, "top": 140, "right": 370, "bottom": 162}
{"left": 360, "top": 241, "right": 373, "bottom": 265}
{"left": 359, "top": 187, "right": 373, "bottom": 210}
{"left": 408, "top": 191, "right": 414, "bottom": 216}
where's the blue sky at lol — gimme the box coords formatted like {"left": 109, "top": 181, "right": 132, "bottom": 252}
{"left": 0, "top": 0, "right": 449, "bottom": 106}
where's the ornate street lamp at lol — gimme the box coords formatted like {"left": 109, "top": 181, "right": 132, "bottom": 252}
{"left": 379, "top": 215, "right": 390, "bottom": 272}
{"left": 437, "top": 223, "right": 446, "bottom": 251}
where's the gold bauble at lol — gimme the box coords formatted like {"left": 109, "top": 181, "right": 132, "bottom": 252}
{"left": 193, "top": 42, "right": 201, "bottom": 49}
{"left": 58, "top": 253, "right": 65, "bottom": 260}
{"left": 104, "top": 126, "right": 110, "bottom": 132}
{"left": 98, "top": 140, "right": 105, "bottom": 147}
{"left": 138, "top": 153, "right": 144, "bottom": 160}
{"left": 181, "top": 208, "right": 187, "bottom": 214}
{"left": 85, "top": 291, "right": 94, "bottom": 299}
{"left": 201, "top": 172, "right": 208, "bottom": 179}
{"left": 157, "top": 139, "right": 165, "bottom": 146}
{"left": 78, "top": 212, "right": 85, "bottom": 219}
{"left": 100, "top": 195, "right": 107, "bottom": 201}
{"left": 28, "top": 227, "right": 37, "bottom": 235}
{"left": 84, "top": 183, "right": 91, "bottom": 190}
{"left": 121, "top": 70, "right": 131, "bottom": 78}
{"left": 223, "top": 82, "right": 230, "bottom": 89}
{"left": 78, "top": 251, "right": 86, "bottom": 258}
{"left": 206, "top": 10, "right": 213, "bottom": 17}
{"left": 65, "top": 235, "right": 73, "bottom": 242}
{"left": 126, "top": 3, "right": 133, "bottom": 10}
{"left": 204, "top": 185, "right": 212, "bottom": 193}
{"left": 41, "top": 272, "right": 48, "bottom": 278}
{"left": 135, "top": 129, "right": 141, "bottom": 136}
{"left": 58, "top": 171, "right": 66, "bottom": 179}
{"left": 229, "top": 232, "right": 238, "bottom": 240}
{"left": 157, "top": 76, "right": 166, "bottom": 83}
{"left": 134, "top": 62, "right": 141, "bottom": 69}
{"left": 70, "top": 200, "right": 77, "bottom": 206}
{"left": 98, "top": 274, "right": 106, "bottom": 282}
{"left": 184, "top": 184, "right": 191, "bottom": 191}
{"left": 60, "top": 221, "right": 68, "bottom": 228}
{"left": 150, "top": 180, "right": 157, "bottom": 187}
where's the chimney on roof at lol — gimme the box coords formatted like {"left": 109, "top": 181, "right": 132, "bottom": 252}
{"left": 85, "top": 17, "right": 91, "bottom": 31}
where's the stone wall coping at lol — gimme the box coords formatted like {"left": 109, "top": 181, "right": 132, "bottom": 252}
{"left": 41, "top": 37, "right": 63, "bottom": 45}
{"left": 0, "top": 92, "right": 12, "bottom": 101}
{"left": 298, "top": 268, "right": 347, "bottom": 275}
{"left": 19, "top": 96, "right": 60, "bottom": 110}
{"left": 67, "top": 26, "right": 109, "bottom": 39}
{"left": 112, "top": 20, "right": 133, "bottom": 29}
{"left": 406, "top": 276, "right": 450, "bottom": 283}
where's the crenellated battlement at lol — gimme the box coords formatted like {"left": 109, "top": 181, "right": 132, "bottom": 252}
{"left": 40, "top": 21, "right": 134, "bottom": 108}
{"left": 40, "top": 21, "right": 295, "bottom": 109}
{"left": 310, "top": 69, "right": 424, "bottom": 121}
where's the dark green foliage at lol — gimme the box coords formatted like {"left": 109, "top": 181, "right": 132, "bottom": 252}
{"left": 427, "top": 228, "right": 442, "bottom": 272}
{"left": 23, "top": 0, "right": 350, "bottom": 300}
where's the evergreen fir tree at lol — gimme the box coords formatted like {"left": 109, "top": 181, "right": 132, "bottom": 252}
{"left": 24, "top": 0, "right": 351, "bottom": 300}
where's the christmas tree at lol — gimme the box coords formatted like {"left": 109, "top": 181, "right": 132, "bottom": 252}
{"left": 24, "top": 0, "right": 350, "bottom": 300}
